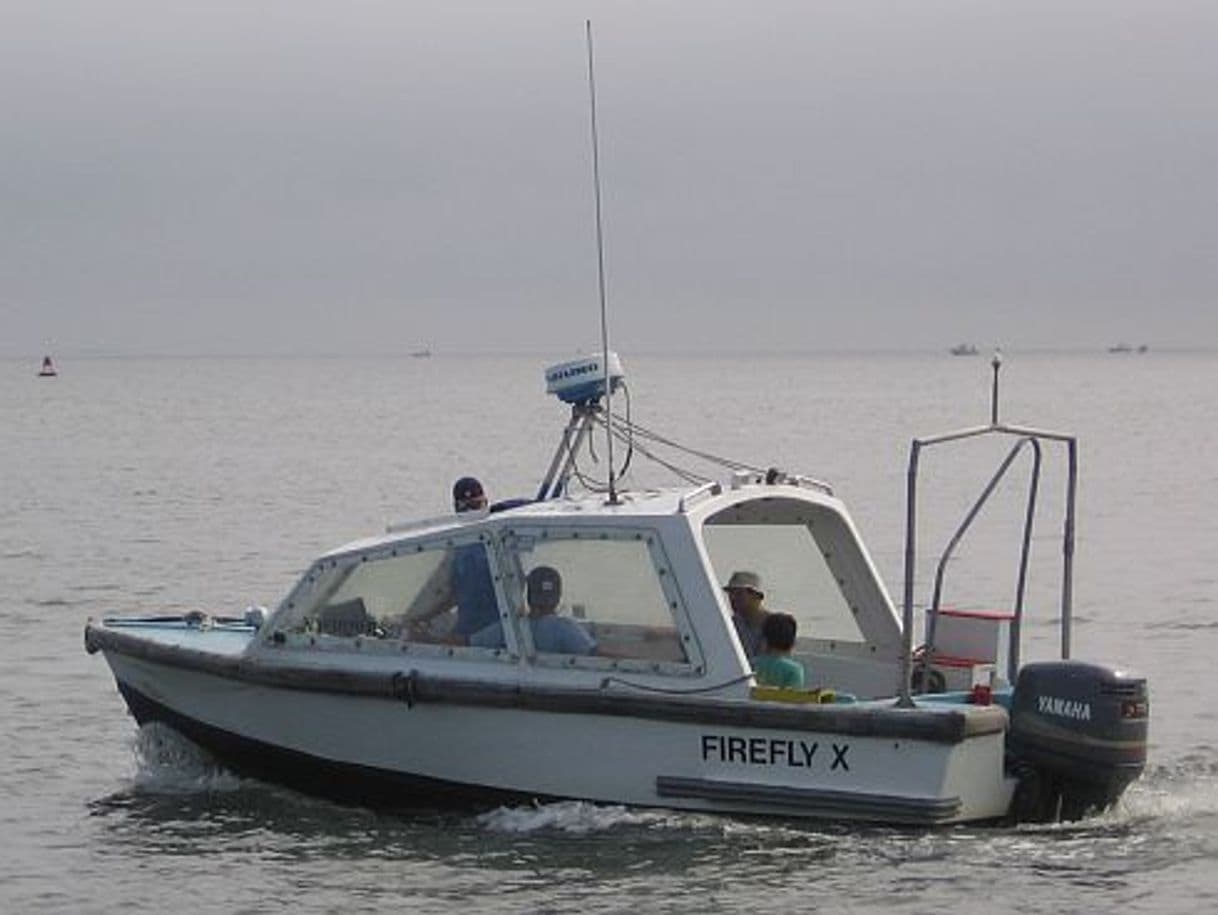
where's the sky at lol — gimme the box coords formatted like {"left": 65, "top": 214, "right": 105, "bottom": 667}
{"left": 3, "top": 1, "right": 1216, "bottom": 356}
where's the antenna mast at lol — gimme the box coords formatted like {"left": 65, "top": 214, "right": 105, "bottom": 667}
{"left": 585, "top": 19, "right": 619, "bottom": 504}
{"left": 990, "top": 349, "right": 1003, "bottom": 425}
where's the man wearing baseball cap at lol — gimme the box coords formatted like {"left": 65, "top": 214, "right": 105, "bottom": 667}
{"left": 404, "top": 476, "right": 496, "bottom": 642}
{"left": 447, "top": 476, "right": 497, "bottom": 640}
{"left": 469, "top": 565, "right": 596, "bottom": 656}
{"left": 452, "top": 476, "right": 488, "bottom": 512}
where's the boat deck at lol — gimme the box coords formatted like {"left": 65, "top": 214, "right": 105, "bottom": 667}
{"left": 97, "top": 616, "right": 257, "bottom": 658}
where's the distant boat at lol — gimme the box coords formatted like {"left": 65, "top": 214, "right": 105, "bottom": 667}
{"left": 38, "top": 355, "right": 57, "bottom": 377}
{"left": 949, "top": 344, "right": 979, "bottom": 356}
{"left": 410, "top": 349, "right": 432, "bottom": 358}
{"left": 1108, "top": 343, "right": 1147, "bottom": 354}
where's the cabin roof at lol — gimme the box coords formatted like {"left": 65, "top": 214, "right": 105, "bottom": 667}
{"left": 320, "top": 480, "right": 844, "bottom": 560}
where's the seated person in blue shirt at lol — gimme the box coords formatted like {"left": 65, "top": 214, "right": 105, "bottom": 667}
{"left": 404, "top": 476, "right": 500, "bottom": 643}
{"left": 470, "top": 565, "right": 597, "bottom": 656}
{"left": 753, "top": 612, "right": 806, "bottom": 689}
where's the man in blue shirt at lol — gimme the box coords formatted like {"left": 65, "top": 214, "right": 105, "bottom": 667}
{"left": 450, "top": 541, "right": 498, "bottom": 641}
{"left": 448, "top": 476, "right": 499, "bottom": 640}
{"left": 470, "top": 565, "right": 596, "bottom": 655}
{"left": 404, "top": 477, "right": 500, "bottom": 643}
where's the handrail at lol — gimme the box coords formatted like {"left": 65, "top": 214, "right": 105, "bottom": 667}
{"left": 920, "top": 436, "right": 1041, "bottom": 688}
{"left": 897, "top": 422, "right": 1078, "bottom": 708}
{"left": 678, "top": 481, "right": 722, "bottom": 512}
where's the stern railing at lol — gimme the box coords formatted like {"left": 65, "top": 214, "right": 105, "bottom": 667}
{"left": 897, "top": 355, "right": 1078, "bottom": 707}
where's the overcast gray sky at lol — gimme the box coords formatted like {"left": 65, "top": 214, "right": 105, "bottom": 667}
{"left": 3, "top": 1, "right": 1216, "bottom": 356}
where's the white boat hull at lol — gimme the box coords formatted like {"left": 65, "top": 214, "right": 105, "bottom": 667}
{"left": 101, "top": 648, "right": 1015, "bottom": 824}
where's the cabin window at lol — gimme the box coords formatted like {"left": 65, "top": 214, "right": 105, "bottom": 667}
{"left": 272, "top": 537, "right": 510, "bottom": 653}
{"left": 703, "top": 520, "right": 865, "bottom": 645}
{"left": 498, "top": 529, "right": 696, "bottom": 670}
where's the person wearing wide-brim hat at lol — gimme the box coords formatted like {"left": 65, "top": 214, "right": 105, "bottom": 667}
{"left": 723, "top": 570, "right": 769, "bottom": 659}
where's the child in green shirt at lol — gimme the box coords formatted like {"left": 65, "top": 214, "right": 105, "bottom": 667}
{"left": 753, "top": 612, "right": 806, "bottom": 689}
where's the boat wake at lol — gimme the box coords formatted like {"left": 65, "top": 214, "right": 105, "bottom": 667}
{"left": 999, "top": 754, "right": 1218, "bottom": 844}
{"left": 475, "top": 799, "right": 726, "bottom": 835}
{"left": 477, "top": 800, "right": 670, "bottom": 834}
{"left": 130, "top": 722, "right": 245, "bottom": 795}
{"left": 1119, "top": 756, "right": 1218, "bottom": 823}
{"left": 473, "top": 755, "right": 1218, "bottom": 842}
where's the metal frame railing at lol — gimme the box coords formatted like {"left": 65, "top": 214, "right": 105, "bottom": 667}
{"left": 896, "top": 355, "right": 1078, "bottom": 707}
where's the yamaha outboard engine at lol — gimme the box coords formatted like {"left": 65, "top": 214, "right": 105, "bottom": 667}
{"left": 1007, "top": 660, "right": 1149, "bottom": 822}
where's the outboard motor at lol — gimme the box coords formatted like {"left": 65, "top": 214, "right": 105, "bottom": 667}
{"left": 1007, "top": 660, "right": 1149, "bottom": 822}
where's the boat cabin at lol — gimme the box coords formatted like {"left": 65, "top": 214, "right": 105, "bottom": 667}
{"left": 258, "top": 475, "right": 906, "bottom": 700}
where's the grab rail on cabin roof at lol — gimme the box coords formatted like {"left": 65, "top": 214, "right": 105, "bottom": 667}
{"left": 678, "top": 481, "right": 722, "bottom": 513}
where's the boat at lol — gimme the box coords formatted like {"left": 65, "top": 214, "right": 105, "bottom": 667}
{"left": 38, "top": 355, "right": 57, "bottom": 377}
{"left": 949, "top": 344, "right": 979, "bottom": 356}
{"left": 410, "top": 349, "right": 432, "bottom": 358}
{"left": 85, "top": 353, "right": 1149, "bottom": 825}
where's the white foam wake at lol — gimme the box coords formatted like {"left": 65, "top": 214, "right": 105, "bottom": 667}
{"left": 1118, "top": 768, "right": 1218, "bottom": 823}
{"left": 130, "top": 722, "right": 244, "bottom": 795}
{"left": 476, "top": 799, "right": 687, "bottom": 835}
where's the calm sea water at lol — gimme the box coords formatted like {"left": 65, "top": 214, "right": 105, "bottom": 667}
{"left": 2, "top": 351, "right": 1216, "bottom": 914}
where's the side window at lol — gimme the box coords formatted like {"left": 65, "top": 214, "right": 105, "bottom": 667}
{"left": 272, "top": 538, "right": 505, "bottom": 651}
{"left": 505, "top": 530, "right": 695, "bottom": 668}
{"left": 702, "top": 522, "right": 864, "bottom": 645}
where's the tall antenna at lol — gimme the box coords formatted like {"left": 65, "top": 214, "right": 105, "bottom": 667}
{"left": 585, "top": 19, "right": 618, "bottom": 504}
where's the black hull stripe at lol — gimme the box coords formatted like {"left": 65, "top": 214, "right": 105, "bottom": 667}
{"left": 87, "top": 622, "right": 1005, "bottom": 744}
{"left": 116, "top": 680, "right": 549, "bottom": 810}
